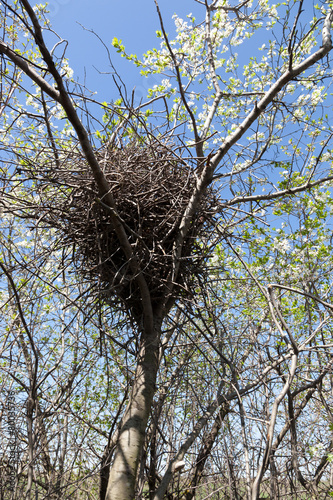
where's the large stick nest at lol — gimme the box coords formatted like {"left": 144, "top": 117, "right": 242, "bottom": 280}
{"left": 44, "top": 140, "right": 217, "bottom": 315}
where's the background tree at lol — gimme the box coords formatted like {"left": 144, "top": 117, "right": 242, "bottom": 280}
{"left": 1, "top": 1, "right": 333, "bottom": 499}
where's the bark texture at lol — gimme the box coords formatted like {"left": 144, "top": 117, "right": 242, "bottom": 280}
{"left": 106, "top": 316, "right": 162, "bottom": 500}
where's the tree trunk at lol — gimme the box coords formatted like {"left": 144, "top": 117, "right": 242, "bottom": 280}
{"left": 100, "top": 446, "right": 112, "bottom": 500}
{"left": 185, "top": 403, "right": 229, "bottom": 500}
{"left": 106, "top": 315, "right": 162, "bottom": 500}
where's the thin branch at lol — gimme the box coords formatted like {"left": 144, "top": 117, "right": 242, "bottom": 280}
{"left": 210, "top": 8, "right": 333, "bottom": 170}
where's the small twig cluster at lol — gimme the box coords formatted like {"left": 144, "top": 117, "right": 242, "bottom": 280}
{"left": 43, "top": 140, "right": 216, "bottom": 313}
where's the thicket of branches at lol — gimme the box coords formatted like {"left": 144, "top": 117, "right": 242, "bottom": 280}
{"left": 0, "top": 1, "right": 333, "bottom": 499}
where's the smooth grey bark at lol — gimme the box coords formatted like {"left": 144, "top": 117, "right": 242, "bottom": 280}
{"left": 106, "top": 316, "right": 162, "bottom": 500}
{"left": 251, "top": 354, "right": 298, "bottom": 500}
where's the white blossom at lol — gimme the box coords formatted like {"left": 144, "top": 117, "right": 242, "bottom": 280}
{"left": 273, "top": 237, "right": 291, "bottom": 252}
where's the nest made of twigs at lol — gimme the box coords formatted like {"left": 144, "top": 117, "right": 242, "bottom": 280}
{"left": 45, "top": 140, "right": 216, "bottom": 316}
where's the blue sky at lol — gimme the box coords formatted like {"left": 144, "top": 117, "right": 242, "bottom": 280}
{"left": 47, "top": 0, "right": 201, "bottom": 103}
